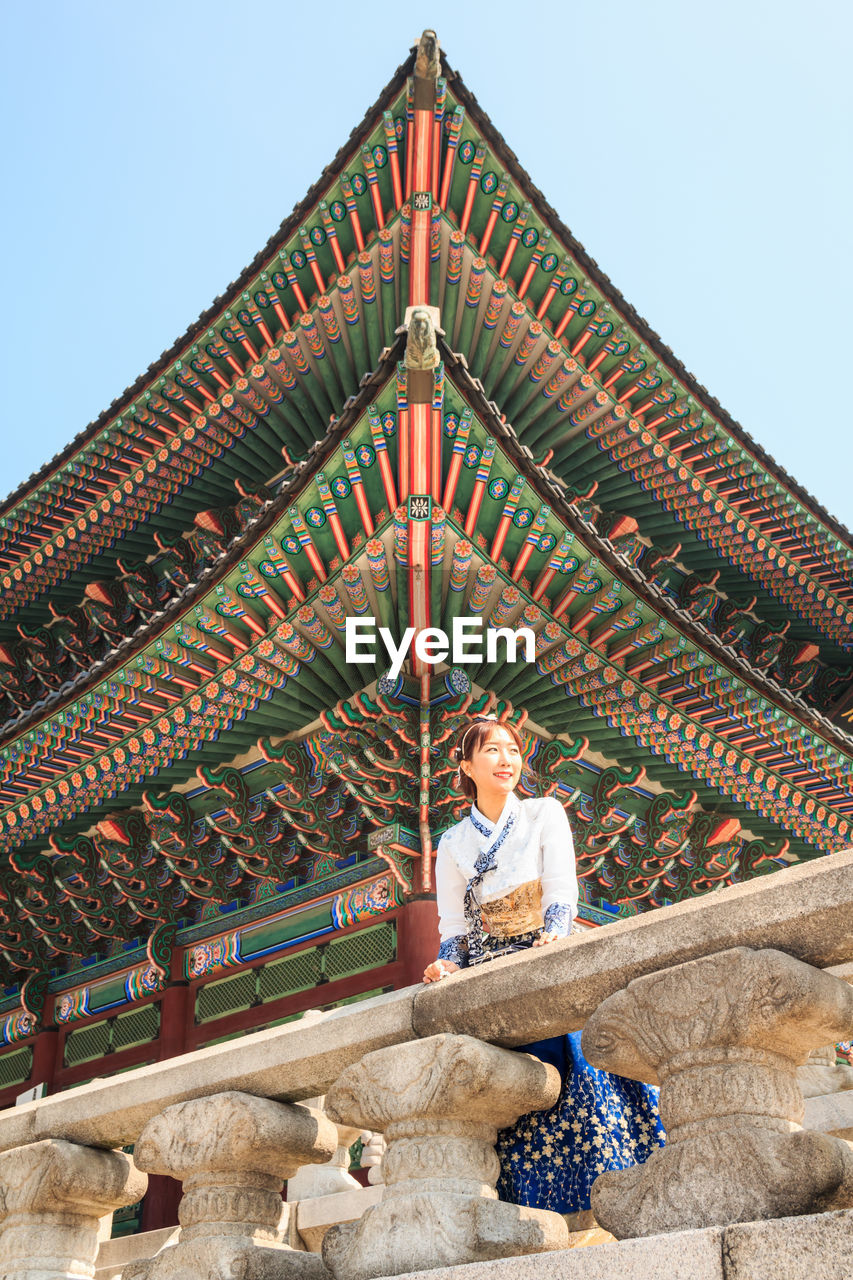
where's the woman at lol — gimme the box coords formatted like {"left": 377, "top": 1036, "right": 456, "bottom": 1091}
{"left": 423, "top": 716, "right": 664, "bottom": 1222}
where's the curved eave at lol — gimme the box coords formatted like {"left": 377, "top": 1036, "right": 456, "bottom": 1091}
{"left": 0, "top": 348, "right": 402, "bottom": 751}
{"left": 444, "top": 345, "right": 853, "bottom": 763}
{"left": 1, "top": 56, "right": 849, "bottom": 655}
{"left": 4, "top": 338, "right": 851, "bottom": 766}
{"left": 445, "top": 61, "right": 853, "bottom": 555}
{"left": 2, "top": 270, "right": 850, "bottom": 736}
{"left": 2, "top": 355, "right": 852, "bottom": 872}
{"left": 3, "top": 353, "right": 853, "bottom": 977}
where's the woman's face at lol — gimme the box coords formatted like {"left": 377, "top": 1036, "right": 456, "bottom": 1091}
{"left": 462, "top": 726, "right": 522, "bottom": 805}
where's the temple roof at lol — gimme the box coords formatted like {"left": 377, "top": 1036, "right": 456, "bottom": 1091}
{"left": 1, "top": 31, "right": 851, "bottom": 989}
{"left": 0, "top": 344, "right": 851, "bottom": 975}
{"left": 1, "top": 47, "right": 851, "bottom": 659}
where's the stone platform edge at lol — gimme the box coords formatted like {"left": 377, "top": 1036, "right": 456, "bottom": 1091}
{"left": 367, "top": 1208, "right": 852, "bottom": 1280}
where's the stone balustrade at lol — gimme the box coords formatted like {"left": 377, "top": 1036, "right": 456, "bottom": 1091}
{"left": 322, "top": 1034, "right": 568, "bottom": 1280}
{"left": 0, "top": 849, "right": 851, "bottom": 1280}
{"left": 582, "top": 947, "right": 853, "bottom": 1236}
{"left": 285, "top": 1097, "right": 362, "bottom": 1202}
{"left": 0, "top": 1140, "right": 147, "bottom": 1280}
{"left": 123, "top": 1092, "right": 338, "bottom": 1280}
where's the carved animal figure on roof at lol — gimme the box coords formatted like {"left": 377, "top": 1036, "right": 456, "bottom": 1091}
{"left": 415, "top": 30, "right": 439, "bottom": 80}
{"left": 406, "top": 309, "right": 439, "bottom": 370}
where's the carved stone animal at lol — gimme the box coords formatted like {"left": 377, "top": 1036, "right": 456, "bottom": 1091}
{"left": 406, "top": 308, "right": 439, "bottom": 370}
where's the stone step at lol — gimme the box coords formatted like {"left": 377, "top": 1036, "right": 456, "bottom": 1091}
{"left": 95, "top": 1227, "right": 178, "bottom": 1280}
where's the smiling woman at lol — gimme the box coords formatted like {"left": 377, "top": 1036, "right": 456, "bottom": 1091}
{"left": 423, "top": 715, "right": 665, "bottom": 1227}
{"left": 423, "top": 718, "right": 579, "bottom": 978}
{"left": 424, "top": 719, "right": 577, "bottom": 974}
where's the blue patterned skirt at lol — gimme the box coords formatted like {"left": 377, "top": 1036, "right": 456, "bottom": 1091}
{"left": 495, "top": 1031, "right": 665, "bottom": 1214}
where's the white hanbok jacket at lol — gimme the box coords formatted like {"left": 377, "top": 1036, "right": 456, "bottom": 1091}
{"left": 436, "top": 792, "right": 578, "bottom": 958}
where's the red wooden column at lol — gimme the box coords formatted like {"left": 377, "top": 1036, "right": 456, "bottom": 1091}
{"left": 397, "top": 896, "right": 440, "bottom": 988}
{"left": 140, "top": 980, "right": 190, "bottom": 1233}
{"left": 30, "top": 1028, "right": 59, "bottom": 1095}
{"left": 158, "top": 981, "right": 190, "bottom": 1062}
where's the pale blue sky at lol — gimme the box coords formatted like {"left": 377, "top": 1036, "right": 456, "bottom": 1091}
{"left": 2, "top": 0, "right": 851, "bottom": 526}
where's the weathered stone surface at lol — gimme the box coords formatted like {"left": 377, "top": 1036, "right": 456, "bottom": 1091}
{"left": 581, "top": 947, "right": 853, "bottom": 1237}
{"left": 128, "top": 1093, "right": 337, "bottom": 1280}
{"left": 358, "top": 1131, "right": 385, "bottom": 1185}
{"left": 121, "top": 1237, "right": 326, "bottom": 1280}
{"left": 135, "top": 1091, "right": 338, "bottom": 1188}
{"left": 325, "top": 1197, "right": 568, "bottom": 1280}
{"left": 798, "top": 1045, "right": 853, "bottom": 1098}
{"left": 379, "top": 1225, "right": 726, "bottom": 1280}
{"left": 295, "top": 1186, "right": 383, "bottom": 1253}
{"left": 345, "top": 1209, "right": 853, "bottom": 1280}
{"left": 325, "top": 1033, "right": 560, "bottom": 1134}
{"left": 322, "top": 1034, "right": 567, "bottom": 1279}
{"left": 2, "top": 852, "right": 849, "bottom": 1161}
{"left": 287, "top": 1097, "right": 361, "bottom": 1201}
{"left": 288, "top": 1138, "right": 361, "bottom": 1200}
{"left": 94, "top": 1228, "right": 179, "bottom": 1280}
{"left": 722, "top": 1208, "right": 853, "bottom": 1279}
{"left": 803, "top": 1089, "right": 853, "bottom": 1141}
{"left": 0, "top": 1138, "right": 146, "bottom": 1280}
{"left": 412, "top": 849, "right": 853, "bottom": 1047}
{"left": 584, "top": 948, "right": 853, "bottom": 1081}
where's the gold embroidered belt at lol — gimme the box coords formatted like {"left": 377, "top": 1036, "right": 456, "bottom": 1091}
{"left": 479, "top": 879, "right": 543, "bottom": 938}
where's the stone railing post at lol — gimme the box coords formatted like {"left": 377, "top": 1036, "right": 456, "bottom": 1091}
{"left": 359, "top": 1131, "right": 385, "bottom": 1185}
{"left": 582, "top": 946, "right": 853, "bottom": 1237}
{"left": 286, "top": 1096, "right": 361, "bottom": 1200}
{"left": 321, "top": 1032, "right": 568, "bottom": 1280}
{"left": 0, "top": 1139, "right": 146, "bottom": 1280}
{"left": 799, "top": 1043, "right": 853, "bottom": 1098}
{"left": 123, "top": 1091, "right": 338, "bottom": 1279}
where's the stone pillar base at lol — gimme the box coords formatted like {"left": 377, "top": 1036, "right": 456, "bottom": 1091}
{"left": 323, "top": 1192, "right": 566, "bottom": 1280}
{"left": 581, "top": 947, "right": 853, "bottom": 1237}
{"left": 322, "top": 1034, "right": 568, "bottom": 1279}
{"left": 0, "top": 1140, "right": 146, "bottom": 1280}
{"left": 591, "top": 1125, "right": 853, "bottom": 1239}
{"left": 126, "top": 1092, "right": 339, "bottom": 1280}
{"left": 122, "top": 1237, "right": 328, "bottom": 1280}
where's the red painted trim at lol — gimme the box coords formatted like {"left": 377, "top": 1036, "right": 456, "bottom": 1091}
{"left": 398, "top": 407, "right": 409, "bottom": 504}
{"left": 480, "top": 210, "right": 499, "bottom": 258}
{"left": 377, "top": 448, "right": 398, "bottom": 513}
{"left": 464, "top": 479, "right": 487, "bottom": 538}
{"left": 368, "top": 182, "right": 385, "bottom": 234}
{"left": 432, "top": 408, "right": 443, "bottom": 505}
{"left": 442, "top": 453, "right": 463, "bottom": 513}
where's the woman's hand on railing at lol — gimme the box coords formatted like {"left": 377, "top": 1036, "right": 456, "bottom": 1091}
{"left": 532, "top": 930, "right": 559, "bottom": 947}
{"left": 423, "top": 959, "right": 461, "bottom": 982}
